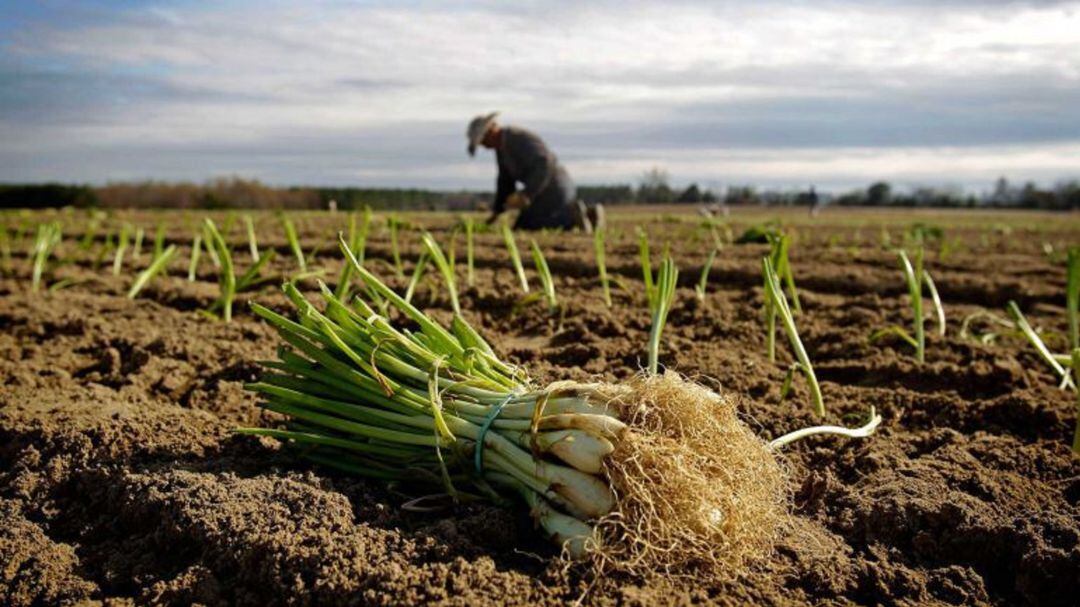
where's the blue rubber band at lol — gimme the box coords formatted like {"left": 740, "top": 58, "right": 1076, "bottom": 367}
{"left": 475, "top": 393, "right": 515, "bottom": 475}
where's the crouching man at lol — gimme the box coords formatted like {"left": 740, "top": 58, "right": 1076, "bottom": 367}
{"left": 467, "top": 112, "right": 601, "bottom": 231}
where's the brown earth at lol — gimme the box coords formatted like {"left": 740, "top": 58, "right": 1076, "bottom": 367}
{"left": 1, "top": 207, "right": 1079, "bottom": 606}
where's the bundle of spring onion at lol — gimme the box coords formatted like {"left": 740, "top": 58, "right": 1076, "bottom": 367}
{"left": 240, "top": 234, "right": 788, "bottom": 577}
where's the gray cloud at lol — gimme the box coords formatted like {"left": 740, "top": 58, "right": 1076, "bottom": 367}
{"left": 1, "top": 0, "right": 1078, "bottom": 189}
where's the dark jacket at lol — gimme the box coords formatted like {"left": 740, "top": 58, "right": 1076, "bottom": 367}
{"left": 493, "top": 126, "right": 576, "bottom": 230}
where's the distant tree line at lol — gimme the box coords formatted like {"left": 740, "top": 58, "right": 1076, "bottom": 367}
{"left": 0, "top": 177, "right": 491, "bottom": 211}
{"left": 1, "top": 174, "right": 1077, "bottom": 210}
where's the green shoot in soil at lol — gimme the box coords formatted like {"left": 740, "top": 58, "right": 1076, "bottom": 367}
{"left": 245, "top": 215, "right": 260, "bottom": 262}
{"left": 923, "top": 269, "right": 946, "bottom": 337}
{"left": 188, "top": 234, "right": 202, "bottom": 282}
{"left": 31, "top": 222, "right": 62, "bottom": 292}
{"left": 1068, "top": 248, "right": 1079, "bottom": 351}
{"left": 530, "top": 240, "right": 557, "bottom": 312}
{"left": 335, "top": 207, "right": 372, "bottom": 299}
{"left": 764, "top": 257, "right": 824, "bottom": 416}
{"left": 594, "top": 228, "right": 611, "bottom": 307}
{"left": 404, "top": 249, "right": 430, "bottom": 305}
{"left": 133, "top": 227, "right": 144, "bottom": 261}
{"left": 204, "top": 218, "right": 236, "bottom": 321}
{"left": 281, "top": 214, "right": 306, "bottom": 272}
{"left": 501, "top": 222, "right": 529, "bottom": 293}
{"left": 128, "top": 244, "right": 177, "bottom": 298}
{"left": 421, "top": 231, "right": 460, "bottom": 314}
{"left": 1006, "top": 300, "right": 1074, "bottom": 390}
{"left": 695, "top": 247, "right": 718, "bottom": 302}
{"left": 153, "top": 222, "right": 166, "bottom": 259}
{"left": 766, "top": 233, "right": 801, "bottom": 313}
{"left": 112, "top": 223, "right": 130, "bottom": 276}
{"left": 647, "top": 256, "right": 678, "bottom": 375}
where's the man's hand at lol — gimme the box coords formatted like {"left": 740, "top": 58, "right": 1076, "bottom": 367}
{"left": 506, "top": 191, "right": 529, "bottom": 209}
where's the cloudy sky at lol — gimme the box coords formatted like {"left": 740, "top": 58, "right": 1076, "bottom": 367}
{"left": 2, "top": 0, "right": 1079, "bottom": 192}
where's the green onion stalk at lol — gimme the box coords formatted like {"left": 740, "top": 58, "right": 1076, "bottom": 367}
{"left": 899, "top": 248, "right": 926, "bottom": 363}
{"left": 764, "top": 257, "right": 825, "bottom": 417}
{"left": 128, "top": 244, "right": 178, "bottom": 298}
{"left": 112, "top": 223, "right": 131, "bottom": 276}
{"left": 203, "top": 218, "right": 278, "bottom": 321}
{"left": 188, "top": 234, "right": 202, "bottom": 282}
{"left": 767, "top": 233, "right": 801, "bottom": 313}
{"left": 695, "top": 247, "right": 718, "bottom": 302}
{"left": 132, "top": 227, "right": 145, "bottom": 262}
{"left": 501, "top": 222, "right": 529, "bottom": 293}
{"left": 530, "top": 239, "right": 558, "bottom": 312}
{"left": 421, "top": 231, "right": 460, "bottom": 314}
{"left": 1006, "top": 300, "right": 1075, "bottom": 390}
{"left": 336, "top": 207, "right": 372, "bottom": 299}
{"left": 647, "top": 257, "right": 678, "bottom": 375}
{"left": 30, "top": 222, "right": 62, "bottom": 292}
{"left": 245, "top": 214, "right": 260, "bottom": 262}
{"left": 153, "top": 222, "right": 166, "bottom": 259}
{"left": 281, "top": 215, "right": 306, "bottom": 272}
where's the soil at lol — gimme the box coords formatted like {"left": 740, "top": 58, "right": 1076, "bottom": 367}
{"left": 2, "top": 207, "right": 1079, "bottom": 606}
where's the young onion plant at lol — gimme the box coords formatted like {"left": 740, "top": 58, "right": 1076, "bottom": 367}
{"left": 336, "top": 207, "right": 372, "bottom": 299}
{"left": 153, "top": 222, "right": 166, "bottom": 259}
{"left": 112, "top": 223, "right": 131, "bottom": 276}
{"left": 1006, "top": 300, "right": 1075, "bottom": 390}
{"left": 766, "top": 233, "right": 801, "bottom": 313}
{"left": 30, "top": 222, "right": 62, "bottom": 292}
{"left": 530, "top": 240, "right": 558, "bottom": 313}
{"left": 404, "top": 249, "right": 430, "bottom": 305}
{"left": 763, "top": 257, "right": 824, "bottom": 416}
{"left": 128, "top": 244, "right": 178, "bottom": 299}
{"left": 695, "top": 247, "right": 718, "bottom": 303}
{"left": 280, "top": 214, "right": 306, "bottom": 273}
{"left": 187, "top": 233, "right": 203, "bottom": 282}
{"left": 203, "top": 218, "right": 277, "bottom": 321}
{"left": 871, "top": 247, "right": 944, "bottom": 363}
{"left": 647, "top": 256, "right": 678, "bottom": 375}
{"left": 132, "top": 227, "right": 145, "bottom": 261}
{"left": 245, "top": 214, "right": 260, "bottom": 263}
{"left": 421, "top": 231, "right": 461, "bottom": 314}
{"left": 501, "top": 222, "right": 529, "bottom": 293}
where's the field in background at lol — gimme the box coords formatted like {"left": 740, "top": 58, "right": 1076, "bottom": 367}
{"left": 2, "top": 206, "right": 1078, "bottom": 605}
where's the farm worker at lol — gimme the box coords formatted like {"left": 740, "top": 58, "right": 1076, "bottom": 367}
{"left": 466, "top": 112, "right": 601, "bottom": 231}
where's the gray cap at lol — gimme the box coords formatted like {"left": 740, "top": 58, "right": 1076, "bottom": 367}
{"left": 466, "top": 111, "right": 499, "bottom": 156}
